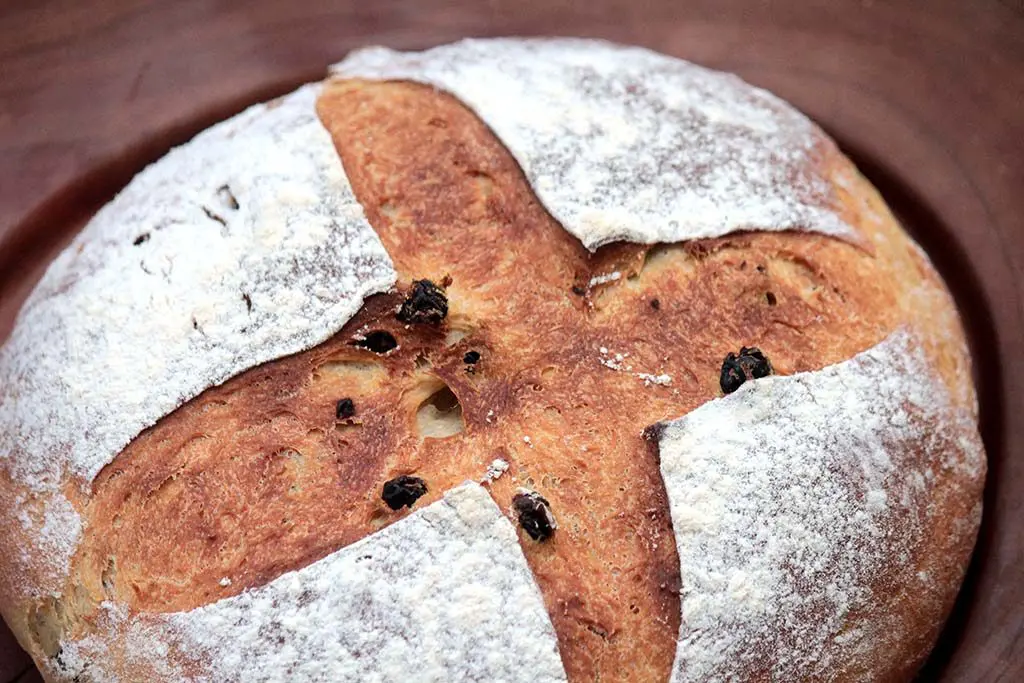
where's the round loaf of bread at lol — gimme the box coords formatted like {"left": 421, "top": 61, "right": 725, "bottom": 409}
{"left": 0, "top": 38, "right": 985, "bottom": 682}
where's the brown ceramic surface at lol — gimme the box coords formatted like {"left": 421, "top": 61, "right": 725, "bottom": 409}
{"left": 0, "top": 1, "right": 1020, "bottom": 681}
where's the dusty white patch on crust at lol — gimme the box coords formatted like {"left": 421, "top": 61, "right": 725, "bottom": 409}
{"left": 49, "top": 602, "right": 187, "bottom": 683}
{"left": 0, "top": 83, "right": 395, "bottom": 592}
{"left": 484, "top": 458, "right": 510, "bottom": 483}
{"left": 0, "top": 84, "right": 393, "bottom": 494}
{"left": 333, "top": 37, "right": 856, "bottom": 251}
{"left": 637, "top": 372, "right": 673, "bottom": 387}
{"left": 56, "top": 484, "right": 568, "bottom": 683}
{"left": 8, "top": 491, "right": 83, "bottom": 596}
{"left": 36, "top": 494, "right": 82, "bottom": 581}
{"left": 588, "top": 271, "right": 622, "bottom": 287}
{"left": 656, "top": 331, "right": 984, "bottom": 681}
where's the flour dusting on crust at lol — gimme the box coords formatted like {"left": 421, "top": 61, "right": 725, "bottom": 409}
{"left": 8, "top": 491, "right": 83, "bottom": 595}
{"left": 56, "top": 483, "right": 567, "bottom": 683}
{"left": 333, "top": 38, "right": 855, "bottom": 250}
{"left": 655, "top": 331, "right": 984, "bottom": 681}
{"left": 0, "top": 84, "right": 395, "bottom": 495}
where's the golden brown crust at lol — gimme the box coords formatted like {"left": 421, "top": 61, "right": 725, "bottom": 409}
{"left": 22, "top": 79, "right": 979, "bottom": 682}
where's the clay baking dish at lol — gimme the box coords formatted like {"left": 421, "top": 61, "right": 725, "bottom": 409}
{"left": 0, "top": 1, "right": 1020, "bottom": 681}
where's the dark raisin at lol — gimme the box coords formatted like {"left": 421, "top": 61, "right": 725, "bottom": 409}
{"left": 571, "top": 285, "right": 586, "bottom": 296}
{"left": 335, "top": 398, "right": 356, "bottom": 419}
{"left": 650, "top": 298, "right": 661, "bottom": 310}
{"left": 720, "top": 354, "right": 747, "bottom": 394}
{"left": 739, "top": 346, "right": 773, "bottom": 379}
{"left": 720, "top": 347, "right": 774, "bottom": 394}
{"left": 765, "top": 291, "right": 777, "bottom": 306}
{"left": 396, "top": 280, "right": 448, "bottom": 325}
{"left": 381, "top": 475, "right": 428, "bottom": 510}
{"left": 463, "top": 350, "right": 481, "bottom": 364}
{"left": 512, "top": 491, "right": 557, "bottom": 541}
{"left": 133, "top": 233, "right": 150, "bottom": 246}
{"left": 353, "top": 331, "right": 398, "bottom": 354}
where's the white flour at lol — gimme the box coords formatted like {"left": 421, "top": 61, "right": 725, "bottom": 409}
{"left": 656, "top": 331, "right": 984, "bottom": 681}
{"left": 334, "top": 38, "right": 856, "bottom": 250}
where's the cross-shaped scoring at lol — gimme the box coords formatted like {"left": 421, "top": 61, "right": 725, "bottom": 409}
{"left": 71, "top": 73, "right": 968, "bottom": 682}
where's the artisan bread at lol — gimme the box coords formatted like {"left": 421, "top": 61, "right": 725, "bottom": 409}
{"left": 0, "top": 38, "right": 984, "bottom": 682}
